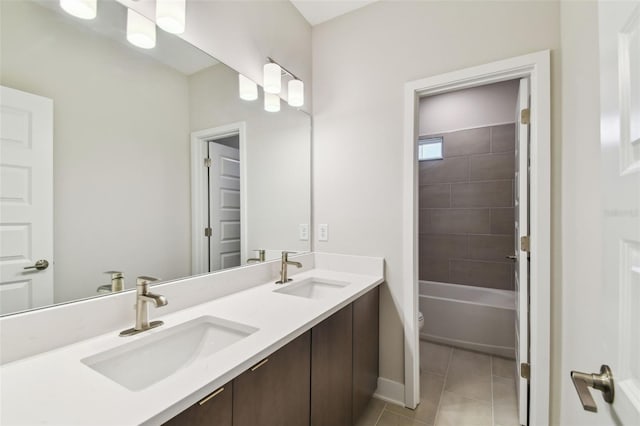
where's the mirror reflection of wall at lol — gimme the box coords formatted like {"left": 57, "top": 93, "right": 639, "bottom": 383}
{"left": 0, "top": 0, "right": 310, "bottom": 316}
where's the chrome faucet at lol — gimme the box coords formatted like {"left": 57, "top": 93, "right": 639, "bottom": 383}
{"left": 120, "top": 276, "right": 167, "bottom": 337}
{"left": 247, "top": 249, "right": 266, "bottom": 264}
{"left": 276, "top": 251, "right": 302, "bottom": 284}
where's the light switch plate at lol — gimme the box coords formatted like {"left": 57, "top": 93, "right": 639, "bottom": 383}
{"left": 299, "top": 224, "right": 309, "bottom": 241}
{"left": 318, "top": 224, "right": 328, "bottom": 242}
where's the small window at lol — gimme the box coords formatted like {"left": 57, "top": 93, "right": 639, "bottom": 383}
{"left": 418, "top": 136, "right": 443, "bottom": 161}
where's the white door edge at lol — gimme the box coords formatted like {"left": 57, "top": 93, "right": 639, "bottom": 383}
{"left": 402, "top": 50, "right": 551, "bottom": 426}
{"left": 190, "top": 122, "right": 247, "bottom": 275}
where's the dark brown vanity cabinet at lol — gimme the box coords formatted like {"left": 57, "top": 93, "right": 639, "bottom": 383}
{"left": 163, "top": 383, "right": 233, "bottom": 426}
{"left": 311, "top": 305, "right": 353, "bottom": 426}
{"left": 233, "top": 331, "right": 311, "bottom": 426}
{"left": 352, "top": 286, "right": 380, "bottom": 424}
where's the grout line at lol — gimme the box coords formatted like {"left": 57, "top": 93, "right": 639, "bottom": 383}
{"left": 433, "top": 345, "right": 453, "bottom": 426}
{"left": 372, "top": 402, "right": 387, "bottom": 426}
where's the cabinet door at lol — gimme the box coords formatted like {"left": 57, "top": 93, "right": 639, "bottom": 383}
{"left": 311, "top": 305, "right": 353, "bottom": 426}
{"left": 233, "top": 331, "right": 311, "bottom": 426}
{"left": 163, "top": 383, "right": 232, "bottom": 426}
{"left": 352, "top": 286, "right": 380, "bottom": 423}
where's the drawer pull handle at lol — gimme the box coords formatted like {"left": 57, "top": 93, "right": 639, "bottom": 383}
{"left": 250, "top": 358, "right": 269, "bottom": 371}
{"left": 198, "top": 387, "right": 224, "bottom": 406}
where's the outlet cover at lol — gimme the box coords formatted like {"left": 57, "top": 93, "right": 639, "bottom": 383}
{"left": 299, "top": 224, "right": 309, "bottom": 241}
{"left": 318, "top": 224, "right": 328, "bottom": 242}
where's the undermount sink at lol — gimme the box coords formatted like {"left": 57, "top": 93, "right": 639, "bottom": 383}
{"left": 81, "top": 316, "right": 258, "bottom": 391}
{"left": 273, "top": 277, "right": 351, "bottom": 300}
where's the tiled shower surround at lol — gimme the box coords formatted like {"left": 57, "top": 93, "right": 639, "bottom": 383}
{"left": 419, "top": 124, "right": 516, "bottom": 290}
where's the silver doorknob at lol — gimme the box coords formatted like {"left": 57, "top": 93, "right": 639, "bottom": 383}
{"left": 570, "top": 364, "right": 615, "bottom": 412}
{"left": 23, "top": 259, "right": 49, "bottom": 271}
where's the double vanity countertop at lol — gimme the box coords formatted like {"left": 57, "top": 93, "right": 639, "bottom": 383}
{"left": 0, "top": 253, "right": 384, "bottom": 425}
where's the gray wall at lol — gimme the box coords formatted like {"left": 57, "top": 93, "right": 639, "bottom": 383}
{"left": 418, "top": 124, "right": 516, "bottom": 290}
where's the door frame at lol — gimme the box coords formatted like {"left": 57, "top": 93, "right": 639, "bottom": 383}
{"left": 191, "top": 122, "right": 247, "bottom": 275}
{"left": 402, "top": 50, "right": 551, "bottom": 424}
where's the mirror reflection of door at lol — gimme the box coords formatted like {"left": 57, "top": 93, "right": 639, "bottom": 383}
{"left": 207, "top": 136, "right": 241, "bottom": 272}
{"left": 0, "top": 86, "right": 54, "bottom": 315}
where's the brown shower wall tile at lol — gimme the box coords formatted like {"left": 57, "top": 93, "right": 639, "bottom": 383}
{"left": 419, "top": 123, "right": 517, "bottom": 291}
{"left": 450, "top": 260, "right": 514, "bottom": 290}
{"left": 468, "top": 235, "right": 514, "bottom": 261}
{"left": 425, "top": 208, "right": 491, "bottom": 234}
{"left": 420, "top": 234, "right": 468, "bottom": 259}
{"left": 491, "top": 124, "right": 516, "bottom": 153}
{"left": 419, "top": 257, "right": 450, "bottom": 282}
{"left": 419, "top": 184, "right": 451, "bottom": 208}
{"left": 451, "top": 180, "right": 513, "bottom": 208}
{"left": 470, "top": 152, "right": 515, "bottom": 181}
{"left": 419, "top": 156, "right": 468, "bottom": 185}
{"left": 441, "top": 127, "right": 491, "bottom": 157}
{"left": 491, "top": 208, "right": 515, "bottom": 235}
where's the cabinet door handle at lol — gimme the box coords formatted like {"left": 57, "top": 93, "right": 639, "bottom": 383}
{"left": 198, "top": 387, "right": 224, "bottom": 406}
{"left": 250, "top": 358, "right": 269, "bottom": 371}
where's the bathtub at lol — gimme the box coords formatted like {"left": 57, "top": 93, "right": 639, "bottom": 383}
{"left": 419, "top": 280, "right": 515, "bottom": 359}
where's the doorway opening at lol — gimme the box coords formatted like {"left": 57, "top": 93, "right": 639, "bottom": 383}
{"left": 402, "top": 51, "right": 550, "bottom": 426}
{"left": 416, "top": 79, "right": 524, "bottom": 425}
{"left": 191, "top": 122, "right": 247, "bottom": 275}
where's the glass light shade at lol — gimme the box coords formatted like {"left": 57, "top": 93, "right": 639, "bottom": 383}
{"left": 287, "top": 79, "right": 304, "bottom": 107}
{"left": 238, "top": 74, "right": 258, "bottom": 101}
{"left": 264, "top": 93, "right": 280, "bottom": 112}
{"left": 127, "top": 9, "right": 156, "bottom": 49}
{"left": 60, "top": 0, "right": 97, "bottom": 20}
{"left": 156, "top": 0, "right": 186, "bottom": 34}
{"left": 263, "top": 63, "right": 282, "bottom": 94}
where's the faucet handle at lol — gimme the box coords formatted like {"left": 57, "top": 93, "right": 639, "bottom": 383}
{"left": 136, "top": 276, "right": 160, "bottom": 286}
{"left": 104, "top": 271, "right": 123, "bottom": 278}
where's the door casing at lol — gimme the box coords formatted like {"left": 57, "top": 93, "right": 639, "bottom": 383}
{"left": 402, "top": 50, "right": 551, "bottom": 425}
{"left": 191, "top": 122, "right": 247, "bottom": 275}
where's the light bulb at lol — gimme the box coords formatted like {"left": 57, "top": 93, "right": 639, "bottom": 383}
{"left": 60, "top": 0, "right": 97, "bottom": 20}
{"left": 264, "top": 93, "right": 280, "bottom": 112}
{"left": 156, "top": 0, "right": 186, "bottom": 34}
{"left": 288, "top": 79, "right": 304, "bottom": 107}
{"left": 263, "top": 63, "right": 281, "bottom": 94}
{"left": 127, "top": 9, "right": 156, "bottom": 49}
{"left": 239, "top": 74, "right": 258, "bottom": 101}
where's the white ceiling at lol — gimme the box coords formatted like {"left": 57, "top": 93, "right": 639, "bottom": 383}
{"left": 290, "top": 0, "right": 379, "bottom": 26}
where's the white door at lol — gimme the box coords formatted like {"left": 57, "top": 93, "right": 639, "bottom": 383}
{"left": 208, "top": 142, "right": 241, "bottom": 271}
{"left": 585, "top": 1, "right": 640, "bottom": 424}
{"left": 0, "top": 86, "right": 54, "bottom": 315}
{"left": 515, "top": 78, "right": 530, "bottom": 426}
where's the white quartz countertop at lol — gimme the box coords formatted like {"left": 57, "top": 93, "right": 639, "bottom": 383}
{"left": 0, "top": 266, "right": 383, "bottom": 425}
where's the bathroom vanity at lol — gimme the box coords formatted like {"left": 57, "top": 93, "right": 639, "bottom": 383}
{"left": 0, "top": 253, "right": 383, "bottom": 425}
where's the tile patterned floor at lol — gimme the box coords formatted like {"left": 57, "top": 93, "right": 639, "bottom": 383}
{"left": 356, "top": 341, "right": 519, "bottom": 426}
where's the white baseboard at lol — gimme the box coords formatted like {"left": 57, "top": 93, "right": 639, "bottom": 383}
{"left": 373, "top": 377, "right": 405, "bottom": 407}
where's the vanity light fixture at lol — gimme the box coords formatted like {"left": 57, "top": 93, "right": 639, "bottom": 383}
{"left": 287, "top": 79, "right": 304, "bottom": 108}
{"left": 238, "top": 74, "right": 258, "bottom": 101}
{"left": 156, "top": 0, "right": 186, "bottom": 34}
{"left": 264, "top": 92, "right": 280, "bottom": 112}
{"left": 263, "top": 62, "right": 282, "bottom": 94}
{"left": 60, "top": 0, "right": 97, "bottom": 20}
{"left": 126, "top": 9, "right": 156, "bottom": 49}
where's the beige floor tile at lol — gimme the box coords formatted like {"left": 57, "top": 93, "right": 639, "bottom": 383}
{"left": 444, "top": 349, "right": 492, "bottom": 402}
{"left": 493, "top": 376, "right": 519, "bottom": 426}
{"left": 492, "top": 356, "right": 516, "bottom": 380}
{"left": 386, "top": 373, "right": 444, "bottom": 425}
{"left": 435, "top": 391, "right": 492, "bottom": 426}
{"left": 420, "top": 341, "right": 451, "bottom": 376}
{"left": 355, "top": 397, "right": 387, "bottom": 426}
{"left": 376, "top": 410, "right": 429, "bottom": 426}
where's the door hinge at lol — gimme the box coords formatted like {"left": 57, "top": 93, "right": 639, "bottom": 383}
{"left": 204, "top": 227, "right": 212, "bottom": 237}
{"left": 204, "top": 158, "right": 212, "bottom": 167}
{"left": 521, "top": 362, "right": 530, "bottom": 380}
{"left": 520, "top": 235, "right": 530, "bottom": 252}
{"left": 521, "top": 108, "right": 530, "bottom": 125}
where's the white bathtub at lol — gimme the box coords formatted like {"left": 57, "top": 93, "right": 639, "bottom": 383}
{"left": 419, "top": 280, "right": 515, "bottom": 359}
